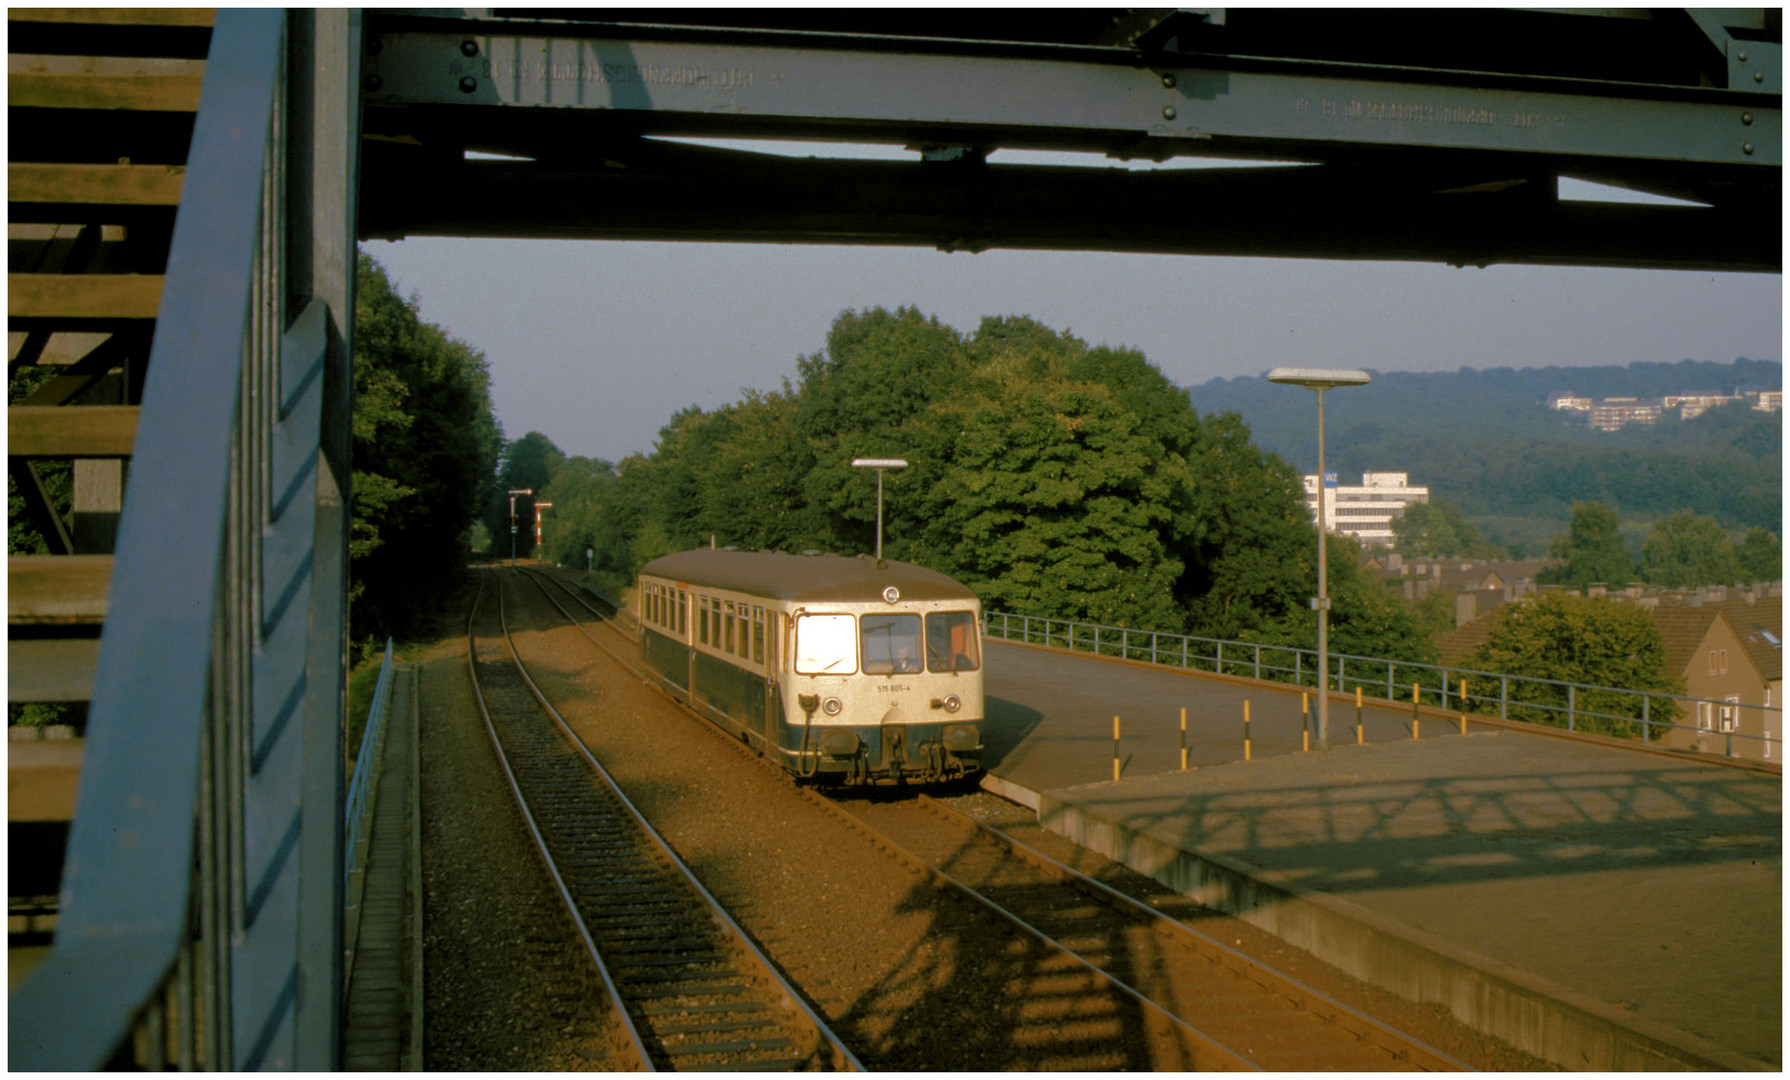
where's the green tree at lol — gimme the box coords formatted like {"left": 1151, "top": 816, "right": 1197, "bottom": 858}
{"left": 1391, "top": 499, "right": 1504, "bottom": 559}
{"left": 1540, "top": 501, "right": 1634, "bottom": 587}
{"left": 1464, "top": 592, "right": 1679, "bottom": 739}
{"left": 1736, "top": 526, "right": 1781, "bottom": 583}
{"left": 1641, "top": 510, "right": 1741, "bottom": 587}
{"left": 352, "top": 254, "right": 503, "bottom": 649}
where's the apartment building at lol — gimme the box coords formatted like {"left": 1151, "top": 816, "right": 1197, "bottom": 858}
{"left": 1300, "top": 471, "right": 1427, "bottom": 545}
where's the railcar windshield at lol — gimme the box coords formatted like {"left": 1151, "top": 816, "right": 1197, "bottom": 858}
{"left": 861, "top": 614, "right": 922, "bottom": 674}
{"left": 926, "top": 611, "right": 981, "bottom": 672}
{"left": 794, "top": 614, "right": 857, "bottom": 674}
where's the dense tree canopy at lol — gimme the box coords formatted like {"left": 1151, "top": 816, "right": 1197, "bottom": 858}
{"left": 1640, "top": 510, "right": 1742, "bottom": 588}
{"left": 1738, "top": 526, "right": 1782, "bottom": 583}
{"left": 530, "top": 306, "right": 1433, "bottom": 666}
{"left": 1464, "top": 592, "right": 1679, "bottom": 739}
{"left": 1391, "top": 499, "right": 1505, "bottom": 560}
{"left": 351, "top": 254, "right": 503, "bottom": 650}
{"left": 1539, "top": 501, "right": 1635, "bottom": 588}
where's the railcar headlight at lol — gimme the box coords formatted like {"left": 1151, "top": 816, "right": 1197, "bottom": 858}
{"left": 821, "top": 697, "right": 843, "bottom": 716}
{"left": 943, "top": 694, "right": 961, "bottom": 713}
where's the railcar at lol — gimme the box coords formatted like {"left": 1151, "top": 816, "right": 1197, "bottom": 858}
{"left": 634, "top": 548, "right": 985, "bottom": 784}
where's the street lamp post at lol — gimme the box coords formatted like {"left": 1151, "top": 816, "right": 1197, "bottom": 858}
{"left": 850, "top": 458, "right": 908, "bottom": 561}
{"left": 507, "top": 488, "right": 532, "bottom": 569}
{"left": 1266, "top": 368, "right": 1371, "bottom": 749}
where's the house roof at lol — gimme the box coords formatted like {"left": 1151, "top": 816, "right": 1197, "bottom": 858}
{"left": 1647, "top": 596, "right": 1782, "bottom": 684}
{"left": 1648, "top": 604, "right": 1731, "bottom": 679}
{"left": 1436, "top": 606, "right": 1503, "bottom": 668}
{"left": 1711, "top": 597, "right": 1783, "bottom": 682}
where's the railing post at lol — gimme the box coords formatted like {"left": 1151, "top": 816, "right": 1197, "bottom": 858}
{"left": 1296, "top": 650, "right": 1303, "bottom": 687}
{"left": 1183, "top": 635, "right": 1189, "bottom": 669}
{"left": 1216, "top": 639, "right": 1223, "bottom": 675}
{"left": 1568, "top": 683, "right": 1576, "bottom": 731}
{"left": 1254, "top": 644, "right": 1261, "bottom": 681}
{"left": 1641, "top": 694, "right": 1650, "bottom": 742}
{"left": 1500, "top": 675, "right": 1508, "bottom": 720}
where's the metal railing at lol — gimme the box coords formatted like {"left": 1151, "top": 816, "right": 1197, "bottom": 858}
{"left": 11, "top": 11, "right": 359, "bottom": 1070}
{"left": 987, "top": 610, "right": 1783, "bottom": 760}
{"left": 344, "top": 640, "right": 398, "bottom": 893}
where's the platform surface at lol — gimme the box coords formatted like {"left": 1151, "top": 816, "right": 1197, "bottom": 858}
{"left": 978, "top": 639, "right": 1782, "bottom": 1068}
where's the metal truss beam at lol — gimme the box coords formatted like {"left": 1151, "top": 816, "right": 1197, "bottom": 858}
{"left": 358, "top": 12, "right": 1778, "bottom": 271}
{"left": 360, "top": 134, "right": 1776, "bottom": 272}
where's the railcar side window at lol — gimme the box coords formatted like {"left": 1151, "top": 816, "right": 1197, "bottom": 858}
{"left": 926, "top": 611, "right": 981, "bottom": 672}
{"left": 724, "top": 601, "right": 736, "bottom": 655}
{"left": 795, "top": 614, "right": 857, "bottom": 675}
{"left": 698, "top": 596, "right": 711, "bottom": 646}
{"left": 751, "top": 607, "right": 765, "bottom": 665}
{"left": 862, "top": 614, "right": 923, "bottom": 675}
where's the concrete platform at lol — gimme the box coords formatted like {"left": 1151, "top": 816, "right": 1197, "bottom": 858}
{"left": 977, "top": 640, "right": 1782, "bottom": 1071}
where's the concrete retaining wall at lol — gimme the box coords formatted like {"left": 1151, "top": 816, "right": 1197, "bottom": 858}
{"left": 1039, "top": 793, "right": 1770, "bottom": 1072}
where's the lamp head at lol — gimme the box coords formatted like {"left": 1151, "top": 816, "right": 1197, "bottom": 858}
{"left": 851, "top": 458, "right": 909, "bottom": 470}
{"left": 1266, "top": 367, "right": 1371, "bottom": 391}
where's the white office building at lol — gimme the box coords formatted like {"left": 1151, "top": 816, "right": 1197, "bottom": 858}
{"left": 1300, "top": 471, "right": 1429, "bottom": 545}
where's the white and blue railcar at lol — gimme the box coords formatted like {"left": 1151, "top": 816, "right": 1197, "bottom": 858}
{"left": 634, "top": 548, "right": 985, "bottom": 784}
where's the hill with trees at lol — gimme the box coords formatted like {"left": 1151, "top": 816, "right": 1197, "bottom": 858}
{"left": 1189, "top": 358, "right": 1781, "bottom": 551}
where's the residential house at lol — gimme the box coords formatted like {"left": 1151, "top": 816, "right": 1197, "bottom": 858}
{"left": 1649, "top": 596, "right": 1781, "bottom": 761}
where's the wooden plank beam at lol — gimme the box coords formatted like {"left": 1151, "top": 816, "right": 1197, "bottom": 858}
{"left": 9, "top": 163, "right": 184, "bottom": 207}
{"left": 8, "top": 70, "right": 204, "bottom": 112}
{"left": 9, "top": 405, "right": 139, "bottom": 458}
{"left": 9, "top": 8, "right": 215, "bottom": 28}
{"left": 8, "top": 274, "right": 163, "bottom": 320}
{"left": 8, "top": 739, "right": 85, "bottom": 822}
{"left": 8, "top": 555, "right": 112, "bottom": 625}
{"left": 9, "top": 640, "right": 99, "bottom": 703}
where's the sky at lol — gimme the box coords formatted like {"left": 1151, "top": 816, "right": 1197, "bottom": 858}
{"left": 363, "top": 149, "right": 1782, "bottom": 465}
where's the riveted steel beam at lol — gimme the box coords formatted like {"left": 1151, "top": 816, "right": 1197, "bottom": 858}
{"left": 361, "top": 17, "right": 1779, "bottom": 185}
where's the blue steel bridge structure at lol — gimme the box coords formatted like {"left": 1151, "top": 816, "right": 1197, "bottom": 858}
{"left": 6, "top": 7, "right": 1780, "bottom": 1069}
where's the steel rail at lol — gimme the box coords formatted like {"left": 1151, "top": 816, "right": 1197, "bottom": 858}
{"left": 482, "top": 568, "right": 863, "bottom": 1072}
{"left": 519, "top": 569, "right": 1259, "bottom": 1070}
{"left": 524, "top": 567, "right": 1486, "bottom": 1071}
{"left": 463, "top": 571, "right": 654, "bottom": 1071}
{"left": 912, "top": 794, "right": 1472, "bottom": 1071}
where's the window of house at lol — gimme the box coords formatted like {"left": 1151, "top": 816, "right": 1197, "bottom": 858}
{"left": 1697, "top": 702, "right": 1714, "bottom": 730}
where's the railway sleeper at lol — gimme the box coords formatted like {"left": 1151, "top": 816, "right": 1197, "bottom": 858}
{"left": 661, "top": 1036, "right": 795, "bottom": 1058}
{"left": 627, "top": 981, "right": 750, "bottom": 1002}
{"left": 653, "top": 1017, "right": 783, "bottom": 1038}
{"left": 639, "top": 1000, "right": 770, "bottom": 1018}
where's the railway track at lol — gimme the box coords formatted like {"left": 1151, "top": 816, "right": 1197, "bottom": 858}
{"left": 466, "top": 569, "right": 860, "bottom": 1071}
{"left": 515, "top": 567, "right": 1475, "bottom": 1071}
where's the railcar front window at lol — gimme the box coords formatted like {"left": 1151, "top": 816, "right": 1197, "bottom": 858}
{"left": 862, "top": 614, "right": 923, "bottom": 675}
{"left": 926, "top": 611, "right": 981, "bottom": 672}
{"left": 795, "top": 614, "right": 858, "bottom": 675}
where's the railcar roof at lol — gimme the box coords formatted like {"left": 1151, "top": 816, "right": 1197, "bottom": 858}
{"left": 640, "top": 548, "right": 979, "bottom": 604}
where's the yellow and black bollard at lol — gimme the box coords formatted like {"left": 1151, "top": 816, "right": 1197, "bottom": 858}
{"left": 1356, "top": 686, "right": 1364, "bottom": 745}
{"left": 1243, "top": 700, "right": 1252, "bottom": 761}
{"left": 1113, "top": 716, "right": 1121, "bottom": 781}
{"left": 1180, "top": 706, "right": 1188, "bottom": 771}
{"left": 1301, "top": 692, "right": 1310, "bottom": 752}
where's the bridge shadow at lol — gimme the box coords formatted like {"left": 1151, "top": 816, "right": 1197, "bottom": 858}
{"left": 1084, "top": 761, "right": 1780, "bottom": 897}
{"left": 977, "top": 696, "right": 1045, "bottom": 773}
{"left": 826, "top": 842, "right": 1216, "bottom": 1071}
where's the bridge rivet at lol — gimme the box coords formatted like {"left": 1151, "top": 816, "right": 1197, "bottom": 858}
{"left": 461, "top": 39, "right": 480, "bottom": 58}
{"left": 1162, "top": 105, "right": 1177, "bottom": 121}
{"left": 1755, "top": 71, "right": 1765, "bottom": 83}
{"left": 1738, "top": 51, "right": 1748, "bottom": 63}
{"left": 1161, "top": 73, "right": 1176, "bottom": 89}
{"left": 1743, "top": 141, "right": 1755, "bottom": 155}
{"left": 459, "top": 76, "right": 478, "bottom": 94}
{"left": 1743, "top": 112, "right": 1754, "bottom": 125}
